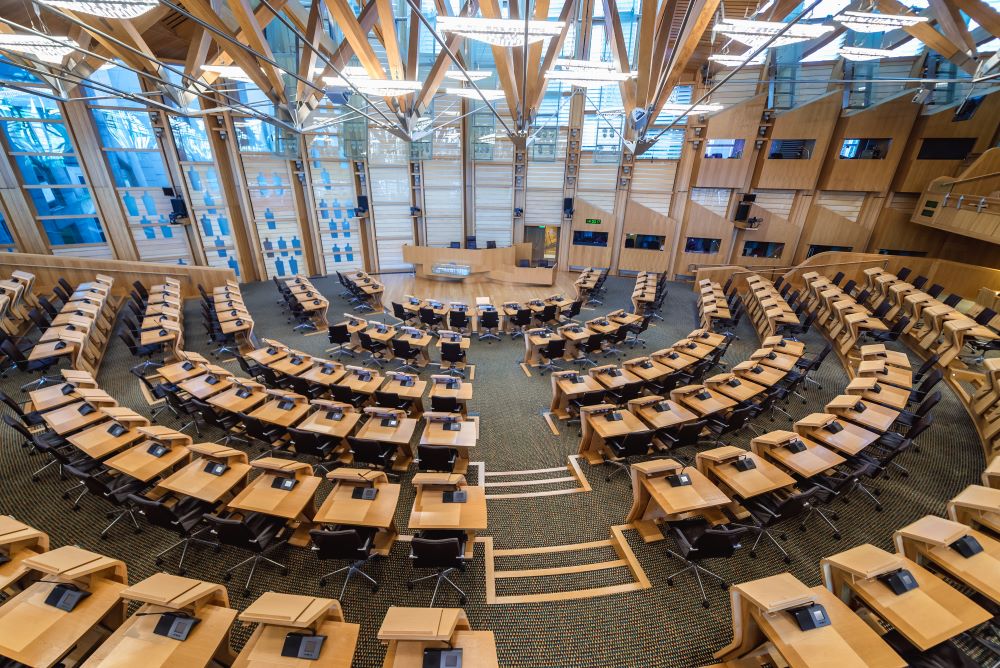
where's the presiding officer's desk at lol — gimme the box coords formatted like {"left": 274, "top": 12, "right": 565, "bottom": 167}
{"left": 82, "top": 572, "right": 236, "bottom": 667}
{"left": 378, "top": 606, "right": 499, "bottom": 667}
{"left": 234, "top": 592, "right": 359, "bottom": 667}
{"left": 0, "top": 545, "right": 129, "bottom": 667}
{"left": 402, "top": 243, "right": 554, "bottom": 286}
{"left": 894, "top": 514, "right": 1000, "bottom": 606}
{"left": 713, "top": 572, "right": 905, "bottom": 667}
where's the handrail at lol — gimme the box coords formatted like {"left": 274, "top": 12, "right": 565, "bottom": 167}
{"left": 940, "top": 170, "right": 1000, "bottom": 188}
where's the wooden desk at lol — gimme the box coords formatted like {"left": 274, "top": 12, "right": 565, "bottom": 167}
{"left": 856, "top": 360, "right": 912, "bottom": 390}
{"left": 845, "top": 378, "right": 909, "bottom": 412}
{"left": 408, "top": 478, "right": 487, "bottom": 558}
{"left": 419, "top": 417, "right": 478, "bottom": 474}
{"left": 67, "top": 419, "right": 147, "bottom": 459}
{"left": 983, "top": 455, "right": 1000, "bottom": 489}
{"left": 821, "top": 543, "right": 990, "bottom": 651}
{"left": 426, "top": 379, "right": 473, "bottom": 416}
{"left": 732, "top": 362, "right": 786, "bottom": 387}
{"left": 378, "top": 607, "right": 499, "bottom": 668}
{"left": 795, "top": 414, "right": 879, "bottom": 456}
{"left": 297, "top": 407, "right": 363, "bottom": 440}
{"left": 228, "top": 463, "right": 320, "bottom": 522}
{"left": 627, "top": 459, "right": 731, "bottom": 540}
{"left": 178, "top": 373, "right": 232, "bottom": 400}
{"left": 208, "top": 385, "right": 268, "bottom": 414}
{"left": 894, "top": 515, "right": 1000, "bottom": 606}
{"left": 751, "top": 431, "right": 845, "bottom": 479}
{"left": 652, "top": 349, "right": 699, "bottom": 372}
{"left": 234, "top": 593, "right": 359, "bottom": 668}
{"left": 578, "top": 406, "right": 647, "bottom": 465}
{"left": 714, "top": 573, "right": 904, "bottom": 667}
{"left": 549, "top": 373, "right": 604, "bottom": 419}
{"left": 270, "top": 354, "right": 314, "bottom": 377}
{"left": 297, "top": 363, "right": 347, "bottom": 387}
{"left": 946, "top": 485, "right": 1000, "bottom": 534}
{"left": 628, "top": 397, "right": 699, "bottom": 434}
{"left": 825, "top": 395, "right": 899, "bottom": 434}
{"left": 380, "top": 377, "right": 428, "bottom": 416}
{"left": 698, "top": 447, "right": 796, "bottom": 500}
{"left": 353, "top": 415, "right": 418, "bottom": 471}
{"left": 250, "top": 399, "right": 311, "bottom": 428}
{"left": 28, "top": 382, "right": 87, "bottom": 412}
{"left": 157, "top": 360, "right": 207, "bottom": 384}
{"left": 157, "top": 444, "right": 251, "bottom": 504}
{"left": 671, "top": 386, "right": 738, "bottom": 417}
{"left": 247, "top": 345, "right": 288, "bottom": 366}
{"left": 523, "top": 330, "right": 561, "bottom": 366}
{"left": 706, "top": 374, "right": 767, "bottom": 403}
{"left": 105, "top": 440, "right": 191, "bottom": 483}
{"left": 0, "top": 517, "right": 48, "bottom": 592}
{"left": 623, "top": 358, "right": 671, "bottom": 383}
{"left": 314, "top": 470, "right": 400, "bottom": 555}
{"left": 592, "top": 367, "right": 642, "bottom": 390}
{"left": 42, "top": 400, "right": 110, "bottom": 435}
{"left": 339, "top": 370, "right": 384, "bottom": 395}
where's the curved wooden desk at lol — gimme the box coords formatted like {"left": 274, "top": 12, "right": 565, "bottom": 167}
{"left": 402, "top": 244, "right": 555, "bottom": 286}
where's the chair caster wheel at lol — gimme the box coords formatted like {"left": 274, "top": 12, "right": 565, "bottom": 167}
{"left": 319, "top": 578, "right": 327, "bottom": 587}
{"left": 833, "top": 533, "right": 841, "bottom": 540}
{"left": 371, "top": 584, "right": 379, "bottom": 593}
{"left": 101, "top": 534, "right": 109, "bottom": 540}
{"left": 831, "top": 513, "right": 840, "bottom": 521}
{"left": 106, "top": 512, "right": 116, "bottom": 518}
{"left": 178, "top": 569, "right": 186, "bottom": 576}
{"left": 406, "top": 582, "right": 414, "bottom": 590}
{"left": 459, "top": 596, "right": 467, "bottom": 605}
{"left": 62, "top": 493, "right": 69, "bottom": 500}
{"left": 242, "top": 589, "right": 250, "bottom": 597}
{"left": 749, "top": 550, "right": 757, "bottom": 558}
{"left": 799, "top": 526, "right": 807, "bottom": 532}
{"left": 214, "top": 545, "right": 221, "bottom": 553}
{"left": 223, "top": 573, "right": 232, "bottom": 582}
{"left": 702, "top": 601, "right": 710, "bottom": 609}
{"left": 779, "top": 533, "right": 787, "bottom": 541}
{"left": 60, "top": 475, "right": 67, "bottom": 481}
{"left": 134, "top": 528, "right": 142, "bottom": 534}
{"left": 73, "top": 505, "right": 80, "bottom": 511}
{"left": 720, "top": 582, "right": 728, "bottom": 590}
{"left": 667, "top": 578, "right": 674, "bottom": 586}
{"left": 282, "top": 568, "right": 289, "bottom": 576}
{"left": 875, "top": 504, "right": 883, "bottom": 512}
{"left": 783, "top": 556, "right": 792, "bottom": 564}
{"left": 31, "top": 476, "right": 39, "bottom": 482}
{"left": 605, "top": 476, "right": 612, "bottom": 482}
{"left": 155, "top": 558, "right": 163, "bottom": 566}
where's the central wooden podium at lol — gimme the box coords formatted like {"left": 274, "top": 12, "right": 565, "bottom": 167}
{"left": 402, "top": 244, "right": 556, "bottom": 286}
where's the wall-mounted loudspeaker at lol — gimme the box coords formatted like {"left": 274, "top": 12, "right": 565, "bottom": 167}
{"left": 563, "top": 197, "right": 574, "bottom": 216}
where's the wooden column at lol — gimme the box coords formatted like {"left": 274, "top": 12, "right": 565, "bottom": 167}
{"left": 0, "top": 147, "right": 48, "bottom": 254}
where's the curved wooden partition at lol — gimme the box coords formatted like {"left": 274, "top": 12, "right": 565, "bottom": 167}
{"left": 401, "top": 243, "right": 555, "bottom": 286}
{"left": 0, "top": 252, "right": 236, "bottom": 300}
{"left": 696, "top": 252, "right": 1000, "bottom": 459}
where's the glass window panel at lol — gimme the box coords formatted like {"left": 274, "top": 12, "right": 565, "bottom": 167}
{"left": 83, "top": 65, "right": 145, "bottom": 106}
{"left": 26, "top": 187, "right": 96, "bottom": 217}
{"left": 0, "top": 88, "right": 61, "bottom": 119}
{"left": 91, "top": 108, "right": 157, "bottom": 149}
{"left": 0, "top": 211, "right": 14, "bottom": 247}
{"left": 168, "top": 116, "right": 213, "bottom": 162}
{"left": 2, "top": 120, "right": 73, "bottom": 153}
{"left": 41, "top": 216, "right": 106, "bottom": 245}
{"left": 0, "top": 59, "right": 44, "bottom": 85}
{"left": 106, "top": 151, "right": 170, "bottom": 188}
{"left": 14, "top": 154, "right": 85, "bottom": 186}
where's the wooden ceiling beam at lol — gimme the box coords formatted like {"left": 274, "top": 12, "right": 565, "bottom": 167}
{"left": 928, "top": 0, "right": 978, "bottom": 54}
{"left": 601, "top": 0, "right": 637, "bottom": 110}
{"left": 634, "top": 0, "right": 659, "bottom": 109}
{"left": 874, "top": 0, "right": 976, "bottom": 73}
{"left": 407, "top": 0, "right": 422, "bottom": 80}
{"left": 508, "top": 0, "right": 526, "bottom": 105}
{"left": 951, "top": 0, "right": 1000, "bottom": 39}
{"left": 323, "top": 0, "right": 389, "bottom": 79}
{"left": 295, "top": 0, "right": 324, "bottom": 104}
{"left": 479, "top": 0, "right": 522, "bottom": 124}
{"left": 523, "top": 0, "right": 551, "bottom": 110}
{"left": 228, "top": 0, "right": 289, "bottom": 105}
{"left": 413, "top": 0, "right": 479, "bottom": 113}
{"left": 376, "top": 0, "right": 406, "bottom": 80}
{"left": 527, "top": 0, "right": 578, "bottom": 111}
{"left": 200, "top": 0, "right": 283, "bottom": 84}
{"left": 647, "top": 0, "right": 677, "bottom": 96}
{"left": 648, "top": 0, "right": 720, "bottom": 125}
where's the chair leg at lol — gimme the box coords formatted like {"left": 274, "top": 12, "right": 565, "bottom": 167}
{"left": 604, "top": 459, "right": 630, "bottom": 482}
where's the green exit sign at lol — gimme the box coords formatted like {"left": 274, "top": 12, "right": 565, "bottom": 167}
{"left": 585, "top": 218, "right": 601, "bottom": 225}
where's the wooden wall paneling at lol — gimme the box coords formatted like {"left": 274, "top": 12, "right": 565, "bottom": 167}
{"left": 731, "top": 190, "right": 800, "bottom": 268}
{"left": 865, "top": 193, "right": 949, "bottom": 256}
{"left": 0, "top": 251, "right": 236, "bottom": 299}
{"left": 240, "top": 154, "right": 309, "bottom": 279}
{"left": 756, "top": 92, "right": 842, "bottom": 190}
{"left": 694, "top": 94, "right": 767, "bottom": 189}
{"left": 793, "top": 191, "right": 870, "bottom": 264}
{"left": 672, "top": 191, "right": 737, "bottom": 277}
{"left": 290, "top": 149, "right": 323, "bottom": 276}
{"left": 893, "top": 90, "right": 1000, "bottom": 194}
{"left": 617, "top": 198, "right": 674, "bottom": 273}
{"left": 568, "top": 198, "right": 614, "bottom": 268}
{"left": 60, "top": 99, "right": 138, "bottom": 261}
{"left": 817, "top": 92, "right": 920, "bottom": 192}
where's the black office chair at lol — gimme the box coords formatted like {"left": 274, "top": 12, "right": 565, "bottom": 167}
{"left": 430, "top": 395, "right": 462, "bottom": 414}
{"left": 310, "top": 527, "right": 379, "bottom": 597}
{"left": 509, "top": 308, "right": 532, "bottom": 339}
{"left": 912, "top": 354, "right": 940, "bottom": 385}
{"left": 416, "top": 445, "right": 458, "bottom": 472}
{"left": 736, "top": 486, "right": 825, "bottom": 563}
{"left": 327, "top": 324, "right": 356, "bottom": 359}
{"left": 663, "top": 519, "right": 748, "bottom": 608}
{"left": 486, "top": 240, "right": 497, "bottom": 249}
{"left": 392, "top": 302, "right": 418, "bottom": 325}
{"left": 285, "top": 375, "right": 327, "bottom": 401}
{"left": 537, "top": 339, "right": 565, "bottom": 376}
{"left": 603, "top": 429, "right": 654, "bottom": 481}
{"left": 562, "top": 300, "right": 583, "bottom": 323}
{"left": 205, "top": 513, "right": 289, "bottom": 597}
{"left": 449, "top": 310, "right": 471, "bottom": 335}
{"left": 236, "top": 412, "right": 288, "bottom": 458}
{"left": 128, "top": 494, "right": 215, "bottom": 575}
{"left": 624, "top": 316, "right": 651, "bottom": 348}
{"left": 390, "top": 338, "right": 421, "bottom": 374}
{"left": 656, "top": 419, "right": 709, "bottom": 462}
{"left": 704, "top": 405, "right": 755, "bottom": 446}
{"left": 236, "top": 355, "right": 267, "bottom": 382}
{"left": 3, "top": 414, "right": 92, "bottom": 486}
{"left": 419, "top": 307, "right": 443, "bottom": 333}
{"left": 534, "top": 304, "right": 558, "bottom": 327}
{"left": 63, "top": 464, "right": 147, "bottom": 539}
{"left": 892, "top": 390, "right": 940, "bottom": 433}
{"left": 163, "top": 388, "right": 204, "bottom": 436}
{"left": 907, "top": 368, "right": 942, "bottom": 406}
{"left": 1, "top": 339, "right": 60, "bottom": 391}
{"left": 190, "top": 398, "right": 249, "bottom": 447}
{"left": 374, "top": 391, "right": 411, "bottom": 412}
{"left": 793, "top": 342, "right": 831, "bottom": 391}
{"left": 358, "top": 332, "right": 387, "bottom": 368}
{"left": 574, "top": 333, "right": 605, "bottom": 367}
{"left": 440, "top": 342, "right": 466, "bottom": 378}
{"left": 407, "top": 533, "right": 468, "bottom": 605}
{"left": 865, "top": 316, "right": 910, "bottom": 344}
{"left": 605, "top": 379, "right": 644, "bottom": 407}
{"left": 567, "top": 390, "right": 606, "bottom": 434}
{"left": 478, "top": 310, "right": 501, "bottom": 342}
{"left": 329, "top": 384, "right": 368, "bottom": 408}
{"left": 287, "top": 428, "right": 339, "bottom": 474}
{"left": 347, "top": 437, "right": 396, "bottom": 476}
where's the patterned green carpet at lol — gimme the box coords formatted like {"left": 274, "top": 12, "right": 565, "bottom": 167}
{"left": 0, "top": 273, "right": 987, "bottom": 667}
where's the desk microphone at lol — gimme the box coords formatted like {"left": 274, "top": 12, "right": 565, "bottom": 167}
{"left": 667, "top": 464, "right": 692, "bottom": 487}
{"left": 137, "top": 611, "right": 202, "bottom": 641}
{"left": 733, "top": 455, "right": 756, "bottom": 471}
{"left": 785, "top": 438, "right": 807, "bottom": 453}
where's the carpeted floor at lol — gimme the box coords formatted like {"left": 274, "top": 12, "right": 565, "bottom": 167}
{"left": 0, "top": 273, "right": 988, "bottom": 667}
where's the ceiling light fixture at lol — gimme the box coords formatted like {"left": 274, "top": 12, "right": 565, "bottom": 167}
{"left": 545, "top": 59, "right": 635, "bottom": 86}
{"left": 838, "top": 45, "right": 895, "bottom": 60}
{"left": 709, "top": 52, "right": 766, "bottom": 67}
{"left": 659, "top": 102, "right": 725, "bottom": 114}
{"left": 0, "top": 34, "right": 79, "bottom": 63}
{"left": 715, "top": 18, "right": 833, "bottom": 49}
{"left": 444, "top": 87, "right": 506, "bottom": 100}
{"left": 443, "top": 69, "right": 493, "bottom": 81}
{"left": 436, "top": 16, "right": 565, "bottom": 47}
{"left": 201, "top": 64, "right": 255, "bottom": 81}
{"left": 834, "top": 10, "right": 929, "bottom": 33}
{"left": 323, "top": 76, "right": 423, "bottom": 95}
{"left": 36, "top": 0, "right": 158, "bottom": 19}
